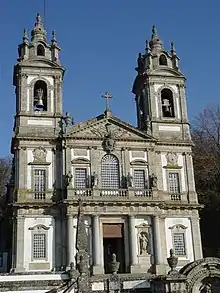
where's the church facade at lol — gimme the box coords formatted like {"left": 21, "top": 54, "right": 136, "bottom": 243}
{"left": 1, "top": 13, "right": 219, "bottom": 293}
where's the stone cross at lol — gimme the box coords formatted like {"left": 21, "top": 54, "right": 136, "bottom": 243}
{"left": 102, "top": 92, "right": 112, "bottom": 112}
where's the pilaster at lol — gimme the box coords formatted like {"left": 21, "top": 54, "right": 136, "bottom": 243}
{"left": 153, "top": 215, "right": 166, "bottom": 274}
{"left": 190, "top": 216, "right": 203, "bottom": 260}
{"left": 15, "top": 215, "right": 25, "bottom": 272}
{"left": 92, "top": 215, "right": 104, "bottom": 274}
{"left": 184, "top": 152, "right": 197, "bottom": 203}
{"left": 67, "top": 214, "right": 74, "bottom": 267}
{"left": 55, "top": 216, "right": 62, "bottom": 270}
{"left": 129, "top": 215, "right": 139, "bottom": 273}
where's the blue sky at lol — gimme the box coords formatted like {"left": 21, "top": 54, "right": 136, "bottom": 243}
{"left": 0, "top": 1, "right": 219, "bottom": 157}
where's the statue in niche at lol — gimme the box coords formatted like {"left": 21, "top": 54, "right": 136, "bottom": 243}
{"left": 92, "top": 171, "right": 98, "bottom": 188}
{"left": 200, "top": 283, "right": 212, "bottom": 293}
{"left": 139, "top": 232, "right": 149, "bottom": 255}
{"left": 150, "top": 173, "right": 157, "bottom": 188}
{"left": 127, "top": 172, "right": 133, "bottom": 187}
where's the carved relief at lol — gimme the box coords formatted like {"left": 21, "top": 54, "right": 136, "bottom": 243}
{"left": 165, "top": 152, "right": 180, "bottom": 168}
{"left": 29, "top": 147, "right": 50, "bottom": 165}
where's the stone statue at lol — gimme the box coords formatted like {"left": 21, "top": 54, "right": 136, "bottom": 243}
{"left": 151, "top": 173, "right": 157, "bottom": 188}
{"left": 140, "top": 232, "right": 149, "bottom": 255}
{"left": 108, "top": 253, "right": 120, "bottom": 274}
{"left": 65, "top": 112, "right": 72, "bottom": 127}
{"left": 92, "top": 171, "right": 98, "bottom": 187}
{"left": 137, "top": 53, "right": 145, "bottom": 74}
{"left": 127, "top": 172, "right": 133, "bottom": 187}
{"left": 65, "top": 171, "right": 73, "bottom": 187}
{"left": 200, "top": 283, "right": 212, "bottom": 293}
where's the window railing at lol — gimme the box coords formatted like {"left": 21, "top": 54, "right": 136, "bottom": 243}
{"left": 74, "top": 188, "right": 92, "bottom": 197}
{"left": 100, "top": 189, "right": 128, "bottom": 197}
{"left": 34, "top": 192, "right": 46, "bottom": 200}
{"left": 170, "top": 193, "right": 181, "bottom": 201}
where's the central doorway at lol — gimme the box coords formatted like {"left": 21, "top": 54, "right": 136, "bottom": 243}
{"left": 103, "top": 223, "right": 125, "bottom": 273}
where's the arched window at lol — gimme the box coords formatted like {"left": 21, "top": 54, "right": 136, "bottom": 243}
{"left": 37, "top": 44, "right": 45, "bottom": 56}
{"left": 161, "top": 88, "right": 175, "bottom": 118}
{"left": 101, "top": 155, "right": 120, "bottom": 189}
{"left": 33, "top": 80, "right": 48, "bottom": 111}
{"left": 159, "top": 54, "right": 167, "bottom": 66}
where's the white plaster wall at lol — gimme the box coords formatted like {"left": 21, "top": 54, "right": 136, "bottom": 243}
{"left": 155, "top": 95, "right": 159, "bottom": 118}
{"left": 27, "top": 76, "right": 54, "bottom": 86}
{"left": 27, "top": 120, "right": 53, "bottom": 126}
{"left": 27, "top": 75, "right": 38, "bottom": 85}
{"left": 176, "top": 96, "right": 180, "bottom": 119}
{"left": 129, "top": 151, "right": 148, "bottom": 162}
{"left": 26, "top": 149, "right": 53, "bottom": 190}
{"left": 161, "top": 153, "right": 186, "bottom": 192}
{"left": 161, "top": 153, "right": 167, "bottom": 191}
{"left": 24, "top": 217, "right": 54, "bottom": 271}
{"left": 50, "top": 90, "right": 54, "bottom": 113}
{"left": 159, "top": 125, "right": 181, "bottom": 132}
{"left": 27, "top": 88, "right": 30, "bottom": 111}
{"left": 165, "top": 218, "right": 194, "bottom": 262}
{"left": 71, "top": 149, "right": 90, "bottom": 160}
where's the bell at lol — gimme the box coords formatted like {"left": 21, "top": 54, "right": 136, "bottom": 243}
{"left": 35, "top": 88, "right": 44, "bottom": 109}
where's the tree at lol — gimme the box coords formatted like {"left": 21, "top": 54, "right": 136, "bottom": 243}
{"left": 0, "top": 156, "right": 11, "bottom": 203}
{"left": 192, "top": 105, "right": 220, "bottom": 256}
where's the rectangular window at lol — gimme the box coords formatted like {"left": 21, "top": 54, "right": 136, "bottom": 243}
{"left": 173, "top": 233, "right": 186, "bottom": 256}
{"left": 33, "top": 233, "right": 46, "bottom": 259}
{"left": 133, "top": 170, "right": 146, "bottom": 189}
{"left": 34, "top": 169, "right": 46, "bottom": 199}
{"left": 168, "top": 172, "right": 180, "bottom": 193}
{"left": 75, "top": 168, "right": 87, "bottom": 188}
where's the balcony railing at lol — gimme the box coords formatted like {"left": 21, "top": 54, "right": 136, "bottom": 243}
{"left": 170, "top": 193, "right": 182, "bottom": 201}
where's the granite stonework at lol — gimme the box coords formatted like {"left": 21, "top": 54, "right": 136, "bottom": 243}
{"left": 2, "top": 14, "right": 220, "bottom": 293}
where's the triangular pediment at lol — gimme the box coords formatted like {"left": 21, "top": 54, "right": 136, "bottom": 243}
{"left": 66, "top": 114, "right": 155, "bottom": 142}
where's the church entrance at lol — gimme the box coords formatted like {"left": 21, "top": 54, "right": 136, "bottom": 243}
{"left": 103, "top": 223, "right": 125, "bottom": 273}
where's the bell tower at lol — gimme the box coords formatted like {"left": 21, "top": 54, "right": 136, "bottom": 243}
{"left": 132, "top": 26, "right": 190, "bottom": 142}
{"left": 13, "top": 13, "right": 65, "bottom": 136}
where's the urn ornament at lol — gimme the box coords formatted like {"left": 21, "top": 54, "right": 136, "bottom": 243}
{"left": 167, "top": 248, "right": 178, "bottom": 273}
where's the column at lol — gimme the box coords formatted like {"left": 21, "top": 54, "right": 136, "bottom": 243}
{"left": 153, "top": 216, "right": 163, "bottom": 265}
{"left": 15, "top": 215, "right": 25, "bottom": 272}
{"left": 55, "top": 216, "right": 62, "bottom": 270}
{"left": 191, "top": 216, "right": 203, "bottom": 260}
{"left": 92, "top": 215, "right": 103, "bottom": 274}
{"left": 129, "top": 216, "right": 138, "bottom": 271}
{"left": 67, "top": 215, "right": 74, "bottom": 266}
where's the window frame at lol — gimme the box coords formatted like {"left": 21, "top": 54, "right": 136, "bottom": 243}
{"left": 74, "top": 167, "right": 88, "bottom": 189}
{"left": 101, "top": 154, "right": 120, "bottom": 190}
{"left": 29, "top": 224, "right": 49, "bottom": 262}
{"left": 169, "top": 224, "right": 187, "bottom": 257}
{"left": 132, "top": 168, "right": 148, "bottom": 189}
{"left": 32, "top": 167, "right": 48, "bottom": 199}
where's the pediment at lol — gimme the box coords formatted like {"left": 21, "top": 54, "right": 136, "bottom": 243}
{"left": 66, "top": 115, "right": 155, "bottom": 142}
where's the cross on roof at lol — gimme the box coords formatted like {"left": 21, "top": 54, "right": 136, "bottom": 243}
{"left": 102, "top": 92, "right": 112, "bottom": 112}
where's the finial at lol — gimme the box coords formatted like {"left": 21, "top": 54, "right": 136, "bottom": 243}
{"left": 51, "top": 30, "right": 57, "bottom": 44}
{"left": 171, "top": 41, "right": 176, "bottom": 55}
{"left": 36, "top": 13, "right": 42, "bottom": 25}
{"left": 152, "top": 25, "right": 157, "bottom": 37}
{"left": 23, "top": 28, "right": 29, "bottom": 43}
{"left": 145, "top": 40, "right": 150, "bottom": 54}
{"left": 102, "top": 92, "right": 112, "bottom": 113}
